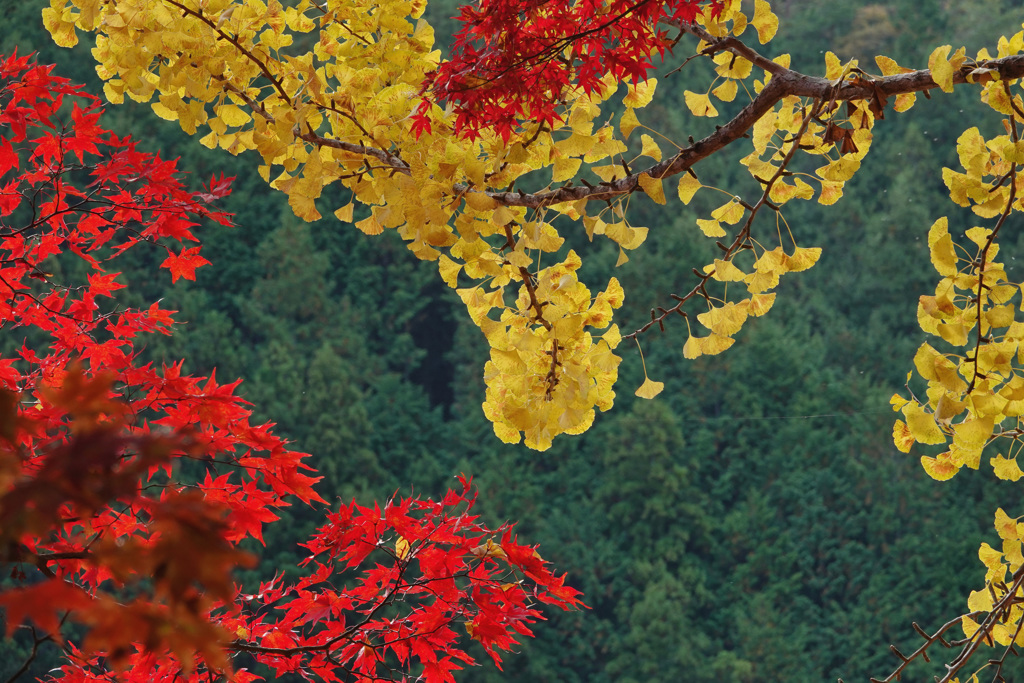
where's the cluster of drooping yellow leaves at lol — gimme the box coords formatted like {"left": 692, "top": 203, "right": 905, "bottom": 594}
{"left": 666, "top": 29, "right": 893, "bottom": 361}
{"left": 470, "top": 252, "right": 624, "bottom": 450}
{"left": 888, "top": 32, "right": 1024, "bottom": 670}
{"left": 680, "top": 0, "right": 777, "bottom": 118}
{"left": 891, "top": 211, "right": 1019, "bottom": 480}
{"left": 737, "top": 53, "right": 877, "bottom": 210}
{"left": 891, "top": 36, "right": 1024, "bottom": 480}
{"left": 961, "top": 509, "right": 1024, "bottom": 648}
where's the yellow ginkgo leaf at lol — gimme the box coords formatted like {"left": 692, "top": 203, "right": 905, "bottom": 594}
{"left": 991, "top": 454, "right": 1024, "bottom": 481}
{"left": 978, "top": 542, "right": 1005, "bottom": 572}
{"left": 355, "top": 214, "right": 383, "bottom": 235}
{"left": 215, "top": 103, "right": 250, "bottom": 127}
{"left": 438, "top": 255, "right": 461, "bottom": 288}
{"left": 967, "top": 588, "right": 994, "bottom": 613}
{"left": 334, "top": 202, "right": 354, "bottom": 222}
{"left": 620, "top": 108, "right": 641, "bottom": 138}
{"left": 712, "top": 79, "right": 738, "bottom": 102}
{"left": 928, "top": 45, "right": 966, "bottom": 93}
{"left": 464, "top": 191, "right": 498, "bottom": 212}
{"left": 711, "top": 198, "right": 745, "bottom": 225}
{"left": 928, "top": 217, "right": 958, "bottom": 277}
{"left": 493, "top": 420, "right": 522, "bottom": 445}
{"left": 710, "top": 259, "right": 746, "bottom": 282}
{"left": 769, "top": 178, "right": 814, "bottom": 204}
{"left": 818, "top": 180, "right": 845, "bottom": 205}
{"left": 748, "top": 292, "right": 776, "bottom": 316}
{"left": 701, "top": 334, "right": 735, "bottom": 356}
{"left": 875, "top": 55, "right": 911, "bottom": 77}
{"left": 732, "top": 11, "right": 747, "bottom": 37}
{"left": 288, "top": 192, "right": 322, "bottom": 222}
{"left": 682, "top": 335, "right": 703, "bottom": 359}
{"left": 697, "top": 303, "right": 748, "bottom": 336}
{"left": 893, "top": 420, "right": 914, "bottom": 453}
{"left": 824, "top": 51, "right": 844, "bottom": 81}
{"left": 816, "top": 157, "right": 861, "bottom": 182}
{"left": 635, "top": 377, "right": 665, "bottom": 399}
{"left": 639, "top": 134, "right": 662, "bottom": 161}
{"left": 677, "top": 174, "right": 701, "bottom": 205}
{"left": 553, "top": 156, "right": 583, "bottom": 183}
{"left": 603, "top": 325, "right": 622, "bottom": 348}
{"left": 623, "top": 79, "right": 657, "bottom": 108}
{"left": 903, "top": 401, "right": 947, "bottom": 445}
{"left": 965, "top": 225, "right": 992, "bottom": 247}
{"left": 786, "top": 247, "right": 821, "bottom": 272}
{"left": 684, "top": 91, "right": 719, "bottom": 117}
{"left": 713, "top": 52, "right": 752, "bottom": 80}
{"left": 890, "top": 394, "right": 910, "bottom": 412}
{"left": 41, "top": 2, "right": 79, "bottom": 47}
{"left": 962, "top": 615, "right": 982, "bottom": 640}
{"left": 555, "top": 133, "right": 596, "bottom": 158}
{"left": 921, "top": 452, "right": 959, "bottom": 481}
{"left": 994, "top": 508, "right": 1019, "bottom": 540}
{"left": 696, "top": 219, "right": 725, "bottom": 237}
{"left": 751, "top": 0, "right": 779, "bottom": 44}
{"left": 937, "top": 322, "right": 969, "bottom": 346}
{"left": 637, "top": 173, "right": 666, "bottom": 205}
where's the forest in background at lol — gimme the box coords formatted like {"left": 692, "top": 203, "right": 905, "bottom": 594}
{"left": 3, "top": 0, "right": 1024, "bottom": 680}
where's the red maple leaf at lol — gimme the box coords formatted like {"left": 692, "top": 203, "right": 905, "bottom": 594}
{"left": 161, "top": 245, "right": 211, "bottom": 282}
{"left": 421, "top": 0, "right": 722, "bottom": 139}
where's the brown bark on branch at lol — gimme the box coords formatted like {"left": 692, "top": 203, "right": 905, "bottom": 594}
{"left": 475, "top": 53, "right": 1024, "bottom": 209}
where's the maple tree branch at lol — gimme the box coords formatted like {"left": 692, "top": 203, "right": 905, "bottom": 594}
{"left": 33, "top": 551, "right": 93, "bottom": 562}
{"left": 0, "top": 546, "right": 97, "bottom": 580}
{"left": 231, "top": 532, "right": 423, "bottom": 659}
{"left": 436, "top": 0, "right": 662, "bottom": 94}
{"left": 2, "top": 626, "right": 52, "bottom": 683}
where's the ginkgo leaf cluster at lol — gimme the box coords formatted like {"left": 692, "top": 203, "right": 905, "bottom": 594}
{"left": 42, "top": 0, "right": 864, "bottom": 450}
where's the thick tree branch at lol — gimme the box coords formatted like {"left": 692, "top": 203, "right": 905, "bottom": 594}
{"left": 671, "top": 20, "right": 785, "bottom": 76}
{"left": 478, "top": 53, "right": 1024, "bottom": 209}
{"left": 297, "top": 130, "right": 408, "bottom": 171}
{"left": 2, "top": 627, "right": 52, "bottom": 683}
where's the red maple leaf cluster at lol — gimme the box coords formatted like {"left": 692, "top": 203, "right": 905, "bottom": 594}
{"left": 415, "top": 0, "right": 721, "bottom": 139}
{"left": 219, "top": 478, "right": 582, "bottom": 683}
{"left": 0, "top": 52, "right": 581, "bottom": 682}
